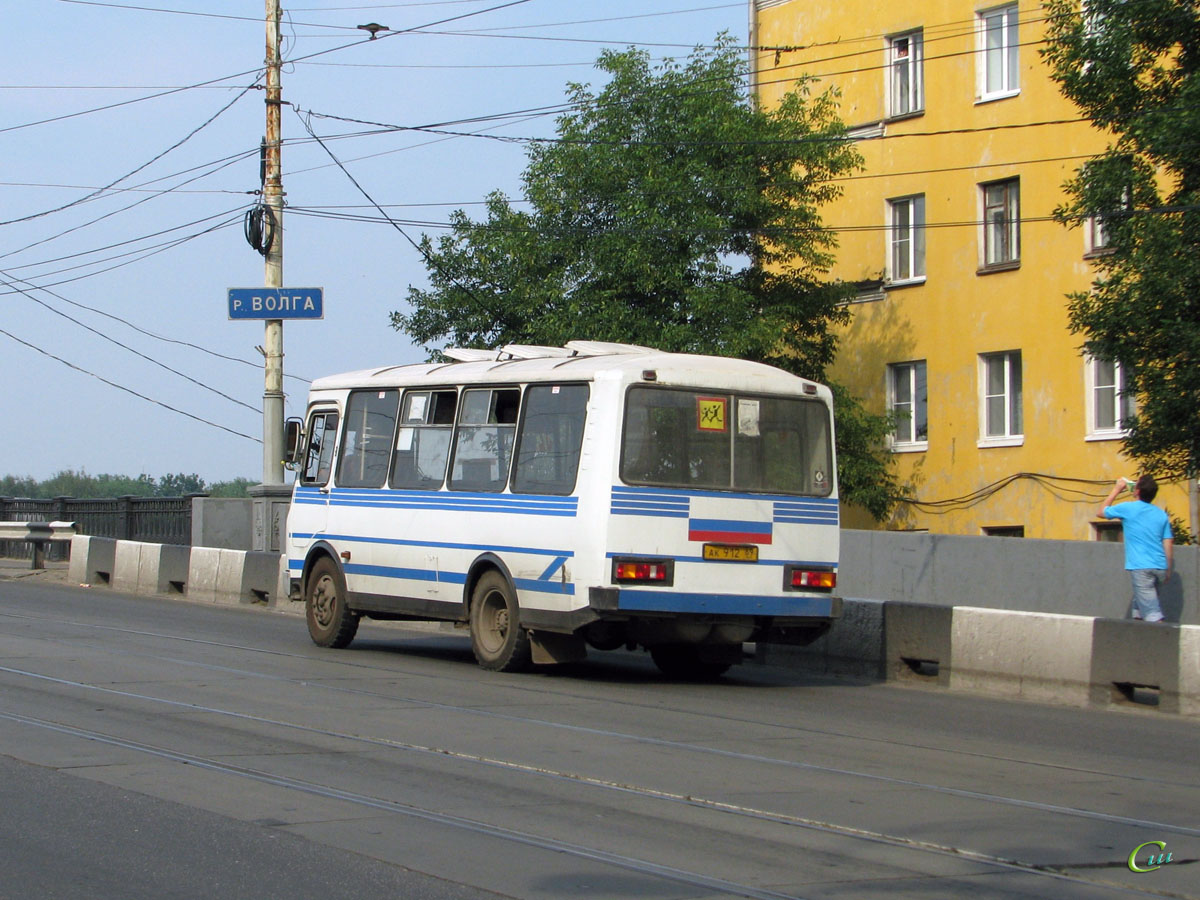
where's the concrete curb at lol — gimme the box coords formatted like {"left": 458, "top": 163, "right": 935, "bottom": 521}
{"left": 69, "top": 535, "right": 295, "bottom": 612}
{"left": 757, "top": 597, "right": 1197, "bottom": 716}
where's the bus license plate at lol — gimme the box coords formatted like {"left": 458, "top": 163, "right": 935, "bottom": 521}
{"left": 703, "top": 543, "right": 758, "bottom": 562}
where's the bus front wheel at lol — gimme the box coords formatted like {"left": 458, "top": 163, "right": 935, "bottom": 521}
{"left": 306, "top": 557, "right": 359, "bottom": 649}
{"left": 469, "top": 571, "right": 532, "bottom": 672}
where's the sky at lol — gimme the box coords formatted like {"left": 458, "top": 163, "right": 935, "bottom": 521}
{"left": 1, "top": 0, "right": 748, "bottom": 485}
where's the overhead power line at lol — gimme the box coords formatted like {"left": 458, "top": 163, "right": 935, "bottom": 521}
{"left": 0, "top": 272, "right": 261, "bottom": 415}
{"left": 1, "top": 82, "right": 259, "bottom": 228}
{"left": 0, "top": 272, "right": 310, "bottom": 386}
{"left": 0, "top": 326, "right": 261, "bottom": 444}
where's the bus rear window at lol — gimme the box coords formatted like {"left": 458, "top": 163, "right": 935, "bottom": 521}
{"left": 620, "top": 387, "right": 832, "bottom": 496}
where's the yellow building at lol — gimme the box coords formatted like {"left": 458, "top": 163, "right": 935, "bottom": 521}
{"left": 750, "top": 0, "right": 1190, "bottom": 539}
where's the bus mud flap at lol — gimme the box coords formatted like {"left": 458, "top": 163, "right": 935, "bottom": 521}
{"left": 529, "top": 630, "right": 587, "bottom": 665}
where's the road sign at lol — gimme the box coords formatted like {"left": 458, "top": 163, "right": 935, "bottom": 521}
{"left": 228, "top": 287, "right": 323, "bottom": 320}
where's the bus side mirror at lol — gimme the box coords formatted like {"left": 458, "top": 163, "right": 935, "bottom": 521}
{"left": 284, "top": 417, "right": 304, "bottom": 469}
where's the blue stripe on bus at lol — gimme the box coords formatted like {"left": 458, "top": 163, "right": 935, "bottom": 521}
{"left": 615, "top": 590, "right": 836, "bottom": 616}
{"left": 341, "top": 562, "right": 574, "bottom": 596}
{"left": 290, "top": 532, "right": 573, "bottom": 559}
{"left": 292, "top": 486, "right": 577, "bottom": 517}
{"left": 688, "top": 518, "right": 772, "bottom": 535}
{"left": 539, "top": 556, "right": 568, "bottom": 581}
{"left": 614, "top": 485, "right": 838, "bottom": 504}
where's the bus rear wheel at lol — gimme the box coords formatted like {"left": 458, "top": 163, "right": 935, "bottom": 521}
{"left": 306, "top": 557, "right": 359, "bottom": 648}
{"left": 470, "top": 571, "right": 532, "bottom": 672}
{"left": 649, "top": 644, "right": 732, "bottom": 680}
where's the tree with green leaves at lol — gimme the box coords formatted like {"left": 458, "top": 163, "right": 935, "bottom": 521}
{"left": 1042, "top": 0, "right": 1200, "bottom": 493}
{"left": 391, "top": 38, "right": 900, "bottom": 518}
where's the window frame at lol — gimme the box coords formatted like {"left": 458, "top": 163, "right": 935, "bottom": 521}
{"left": 888, "top": 194, "right": 927, "bottom": 285}
{"left": 887, "top": 360, "right": 928, "bottom": 451}
{"left": 389, "top": 388, "right": 458, "bottom": 490}
{"left": 977, "top": 3, "right": 1020, "bottom": 101}
{"left": 980, "top": 178, "right": 1020, "bottom": 270}
{"left": 511, "top": 383, "right": 590, "bottom": 496}
{"left": 1085, "top": 357, "right": 1134, "bottom": 440}
{"left": 447, "top": 385, "right": 522, "bottom": 493}
{"left": 336, "top": 389, "right": 400, "bottom": 488}
{"left": 979, "top": 351, "right": 1024, "bottom": 446}
{"left": 299, "top": 408, "right": 339, "bottom": 487}
{"left": 887, "top": 30, "right": 924, "bottom": 118}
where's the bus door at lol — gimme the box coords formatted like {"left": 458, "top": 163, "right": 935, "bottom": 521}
{"left": 294, "top": 407, "right": 339, "bottom": 548}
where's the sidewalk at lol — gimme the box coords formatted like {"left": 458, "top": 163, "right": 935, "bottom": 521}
{"left": 0, "top": 557, "right": 73, "bottom": 585}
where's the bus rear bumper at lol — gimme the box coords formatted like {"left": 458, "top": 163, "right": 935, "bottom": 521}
{"left": 588, "top": 587, "right": 841, "bottom": 619}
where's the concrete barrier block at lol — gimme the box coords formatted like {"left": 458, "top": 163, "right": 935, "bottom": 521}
{"left": 111, "top": 540, "right": 146, "bottom": 593}
{"left": 754, "top": 598, "right": 885, "bottom": 677}
{"left": 884, "top": 601, "right": 952, "bottom": 685}
{"left": 270, "top": 555, "right": 297, "bottom": 612}
{"left": 240, "top": 551, "right": 282, "bottom": 605}
{"left": 137, "top": 542, "right": 189, "bottom": 595}
{"left": 1179, "top": 626, "right": 1200, "bottom": 717}
{"left": 68, "top": 535, "right": 116, "bottom": 586}
{"left": 214, "top": 549, "right": 250, "bottom": 605}
{"left": 1090, "top": 619, "right": 1182, "bottom": 713}
{"left": 823, "top": 598, "right": 886, "bottom": 677}
{"left": 187, "top": 546, "right": 224, "bottom": 604}
{"left": 950, "top": 607, "right": 1093, "bottom": 705}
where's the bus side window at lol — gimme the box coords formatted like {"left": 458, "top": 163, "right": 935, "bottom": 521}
{"left": 391, "top": 390, "right": 457, "bottom": 490}
{"left": 301, "top": 411, "right": 339, "bottom": 486}
{"left": 449, "top": 387, "right": 520, "bottom": 492}
{"left": 337, "top": 389, "right": 399, "bottom": 488}
{"left": 512, "top": 384, "right": 588, "bottom": 495}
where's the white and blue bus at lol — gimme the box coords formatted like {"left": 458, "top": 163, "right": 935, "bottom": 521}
{"left": 284, "top": 342, "right": 840, "bottom": 677}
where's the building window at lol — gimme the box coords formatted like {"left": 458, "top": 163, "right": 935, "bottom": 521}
{"left": 980, "top": 351, "right": 1023, "bottom": 443}
{"left": 1093, "top": 520, "right": 1123, "bottom": 542}
{"left": 1087, "top": 358, "right": 1134, "bottom": 438}
{"left": 888, "top": 195, "right": 926, "bottom": 283}
{"left": 983, "top": 525, "right": 1025, "bottom": 537}
{"left": 888, "top": 361, "right": 928, "bottom": 449}
{"left": 1087, "top": 215, "right": 1111, "bottom": 254}
{"left": 979, "top": 4, "right": 1019, "bottom": 99}
{"left": 981, "top": 178, "right": 1020, "bottom": 268}
{"left": 888, "top": 31, "right": 924, "bottom": 117}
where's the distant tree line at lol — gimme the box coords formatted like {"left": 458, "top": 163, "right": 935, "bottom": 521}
{"left": 0, "top": 470, "right": 255, "bottom": 499}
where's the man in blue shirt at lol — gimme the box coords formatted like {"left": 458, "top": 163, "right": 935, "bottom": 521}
{"left": 1098, "top": 475, "right": 1174, "bottom": 622}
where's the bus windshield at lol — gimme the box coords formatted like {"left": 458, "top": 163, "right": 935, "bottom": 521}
{"left": 620, "top": 386, "right": 833, "bottom": 496}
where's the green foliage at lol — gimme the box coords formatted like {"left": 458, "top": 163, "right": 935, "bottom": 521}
{"left": 1169, "top": 513, "right": 1195, "bottom": 545}
{"left": 392, "top": 37, "right": 900, "bottom": 518}
{"left": 1042, "top": 0, "right": 1200, "bottom": 480}
{"left": 0, "top": 470, "right": 254, "bottom": 499}
{"left": 207, "top": 478, "right": 256, "bottom": 498}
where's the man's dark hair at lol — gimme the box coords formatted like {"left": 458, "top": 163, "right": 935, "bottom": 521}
{"left": 1136, "top": 474, "right": 1159, "bottom": 502}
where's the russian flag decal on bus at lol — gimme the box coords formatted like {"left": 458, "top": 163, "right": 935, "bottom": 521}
{"left": 688, "top": 518, "right": 773, "bottom": 545}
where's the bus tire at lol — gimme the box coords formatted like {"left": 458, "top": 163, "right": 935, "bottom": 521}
{"left": 306, "top": 556, "right": 359, "bottom": 649}
{"left": 649, "top": 644, "right": 731, "bottom": 680}
{"left": 469, "top": 571, "right": 532, "bottom": 672}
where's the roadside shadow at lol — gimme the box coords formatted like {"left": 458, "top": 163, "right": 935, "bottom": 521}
{"left": 1160, "top": 570, "right": 1185, "bottom": 622}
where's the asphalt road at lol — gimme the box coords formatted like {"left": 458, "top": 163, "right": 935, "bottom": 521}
{"left": 0, "top": 574, "right": 1196, "bottom": 900}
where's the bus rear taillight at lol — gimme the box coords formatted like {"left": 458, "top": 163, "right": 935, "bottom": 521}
{"left": 786, "top": 568, "right": 836, "bottom": 590}
{"left": 612, "top": 558, "right": 674, "bottom": 585}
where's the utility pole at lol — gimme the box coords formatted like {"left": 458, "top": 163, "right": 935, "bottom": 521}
{"left": 262, "top": 0, "right": 284, "bottom": 485}
{"left": 248, "top": 0, "right": 291, "bottom": 554}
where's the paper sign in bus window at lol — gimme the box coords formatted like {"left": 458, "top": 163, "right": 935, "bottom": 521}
{"left": 697, "top": 396, "right": 727, "bottom": 432}
{"left": 738, "top": 399, "right": 760, "bottom": 437}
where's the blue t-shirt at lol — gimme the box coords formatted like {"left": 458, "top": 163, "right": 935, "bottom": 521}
{"left": 1103, "top": 500, "right": 1171, "bottom": 570}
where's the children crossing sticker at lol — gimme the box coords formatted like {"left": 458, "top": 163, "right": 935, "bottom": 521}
{"left": 696, "top": 396, "right": 727, "bottom": 432}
